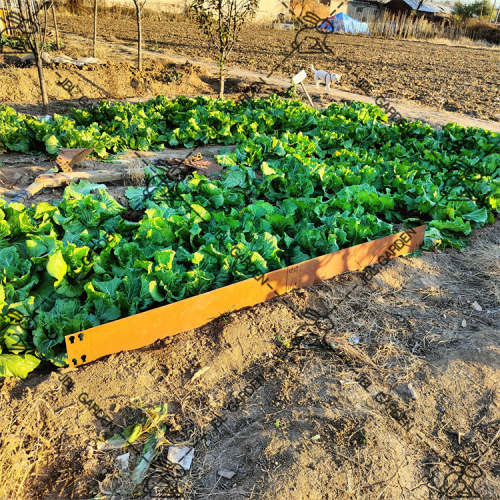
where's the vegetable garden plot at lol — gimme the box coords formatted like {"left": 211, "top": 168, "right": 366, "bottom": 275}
{"left": 0, "top": 95, "right": 499, "bottom": 378}
{"left": 65, "top": 226, "right": 425, "bottom": 367}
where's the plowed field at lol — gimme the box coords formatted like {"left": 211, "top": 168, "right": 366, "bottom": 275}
{"left": 55, "top": 15, "right": 500, "bottom": 122}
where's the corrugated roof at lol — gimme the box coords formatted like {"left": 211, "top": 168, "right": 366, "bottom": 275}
{"left": 351, "top": 0, "right": 453, "bottom": 13}
{"left": 397, "top": 0, "right": 453, "bottom": 13}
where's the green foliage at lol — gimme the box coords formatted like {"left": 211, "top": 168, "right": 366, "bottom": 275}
{"left": 43, "top": 39, "right": 65, "bottom": 51}
{"left": 0, "top": 35, "right": 28, "bottom": 51}
{"left": 454, "top": 1, "right": 492, "bottom": 22}
{"left": 0, "top": 95, "right": 499, "bottom": 378}
{"left": 284, "top": 82, "right": 298, "bottom": 99}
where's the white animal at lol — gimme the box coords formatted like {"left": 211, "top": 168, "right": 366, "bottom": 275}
{"left": 310, "top": 64, "right": 341, "bottom": 93}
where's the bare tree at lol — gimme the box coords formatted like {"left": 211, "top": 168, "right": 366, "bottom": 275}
{"left": 93, "top": 0, "right": 98, "bottom": 57}
{"left": 191, "top": 0, "right": 260, "bottom": 98}
{"left": 15, "top": 0, "right": 52, "bottom": 114}
{"left": 132, "top": 0, "right": 147, "bottom": 71}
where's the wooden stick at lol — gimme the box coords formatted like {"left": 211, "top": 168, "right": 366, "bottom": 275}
{"left": 26, "top": 170, "right": 124, "bottom": 196}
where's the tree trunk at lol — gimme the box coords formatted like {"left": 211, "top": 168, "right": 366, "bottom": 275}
{"left": 51, "top": 3, "right": 60, "bottom": 49}
{"left": 136, "top": 6, "right": 143, "bottom": 71}
{"left": 35, "top": 53, "right": 49, "bottom": 114}
{"left": 219, "top": 65, "right": 224, "bottom": 98}
{"left": 93, "top": 0, "right": 98, "bottom": 57}
{"left": 218, "top": 47, "right": 226, "bottom": 98}
{"left": 490, "top": 0, "right": 498, "bottom": 21}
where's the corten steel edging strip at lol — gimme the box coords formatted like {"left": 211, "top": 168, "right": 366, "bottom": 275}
{"left": 65, "top": 225, "right": 426, "bottom": 367}
{"left": 286, "top": 225, "right": 426, "bottom": 292}
{"left": 65, "top": 267, "right": 289, "bottom": 367}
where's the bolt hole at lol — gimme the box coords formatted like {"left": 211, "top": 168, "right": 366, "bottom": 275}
{"left": 72, "top": 358, "right": 78, "bottom": 366}
{"left": 81, "top": 355, "right": 87, "bottom": 363}
{"left": 69, "top": 336, "right": 75, "bottom": 344}
{"left": 78, "top": 333, "right": 84, "bottom": 341}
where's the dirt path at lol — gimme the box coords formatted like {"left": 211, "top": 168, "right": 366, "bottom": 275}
{"left": 4, "top": 27, "right": 498, "bottom": 134}
{"left": 53, "top": 15, "right": 500, "bottom": 124}
{"left": 151, "top": 45, "right": 500, "bottom": 133}
{"left": 95, "top": 35, "right": 500, "bottom": 133}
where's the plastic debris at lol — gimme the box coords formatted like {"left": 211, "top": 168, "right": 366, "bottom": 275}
{"left": 407, "top": 383, "right": 418, "bottom": 400}
{"left": 168, "top": 446, "right": 194, "bottom": 470}
{"left": 116, "top": 453, "right": 130, "bottom": 470}
{"left": 218, "top": 470, "right": 236, "bottom": 479}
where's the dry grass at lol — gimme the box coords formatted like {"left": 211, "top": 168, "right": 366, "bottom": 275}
{"left": 274, "top": 258, "right": 426, "bottom": 376}
{"left": 54, "top": 0, "right": 192, "bottom": 22}
{"left": 423, "top": 35, "right": 500, "bottom": 49}
{"left": 364, "top": 12, "right": 499, "bottom": 47}
{"left": 458, "top": 238, "right": 500, "bottom": 304}
{"left": 0, "top": 393, "right": 52, "bottom": 500}
{"left": 125, "top": 161, "right": 146, "bottom": 186}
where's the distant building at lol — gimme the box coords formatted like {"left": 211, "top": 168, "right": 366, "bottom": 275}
{"left": 99, "top": 0, "right": 351, "bottom": 23}
{"left": 383, "top": 0, "right": 453, "bottom": 18}
{"left": 347, "top": 1, "right": 383, "bottom": 21}
{"left": 56, "top": 0, "right": 290, "bottom": 22}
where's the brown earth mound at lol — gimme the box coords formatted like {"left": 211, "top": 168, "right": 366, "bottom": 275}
{"left": 0, "top": 57, "right": 212, "bottom": 110}
{"left": 1, "top": 219, "right": 499, "bottom": 500}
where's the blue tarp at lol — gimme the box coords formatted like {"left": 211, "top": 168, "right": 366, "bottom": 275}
{"left": 319, "top": 12, "right": 371, "bottom": 34}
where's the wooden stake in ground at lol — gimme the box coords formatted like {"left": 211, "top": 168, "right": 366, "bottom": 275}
{"left": 191, "top": 0, "right": 259, "bottom": 98}
{"left": 50, "top": 1, "right": 59, "bottom": 49}
{"left": 93, "top": 0, "right": 97, "bottom": 57}
{"left": 132, "top": 0, "right": 147, "bottom": 71}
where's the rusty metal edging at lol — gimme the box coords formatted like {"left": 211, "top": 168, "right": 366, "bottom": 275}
{"left": 65, "top": 225, "right": 426, "bottom": 367}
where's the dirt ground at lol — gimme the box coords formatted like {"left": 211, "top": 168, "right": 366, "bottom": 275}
{"left": 1, "top": 14, "right": 500, "bottom": 500}
{"left": 48, "top": 15, "right": 500, "bottom": 123}
{"left": 1, "top": 203, "right": 499, "bottom": 499}
{"left": 0, "top": 145, "right": 233, "bottom": 210}
{"left": 0, "top": 53, "right": 292, "bottom": 124}
{"left": 1, "top": 18, "right": 499, "bottom": 130}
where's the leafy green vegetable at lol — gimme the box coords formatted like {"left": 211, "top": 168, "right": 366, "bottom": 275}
{"left": 0, "top": 95, "right": 498, "bottom": 378}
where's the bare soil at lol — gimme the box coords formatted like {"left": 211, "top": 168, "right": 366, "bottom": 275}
{"left": 0, "top": 145, "right": 230, "bottom": 208}
{"left": 48, "top": 15, "right": 500, "bottom": 123}
{"left": 1, "top": 207, "right": 499, "bottom": 499}
{"left": 1, "top": 19, "right": 499, "bottom": 132}
{"left": 1, "top": 15, "right": 500, "bottom": 500}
